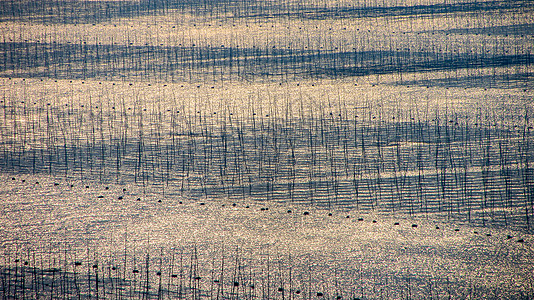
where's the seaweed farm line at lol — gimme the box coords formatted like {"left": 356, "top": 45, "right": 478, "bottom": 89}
{"left": 1, "top": 216, "right": 532, "bottom": 300}
{"left": 0, "top": 79, "right": 532, "bottom": 231}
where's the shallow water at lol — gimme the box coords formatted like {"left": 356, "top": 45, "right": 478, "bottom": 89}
{"left": 1, "top": 0, "right": 533, "bottom": 298}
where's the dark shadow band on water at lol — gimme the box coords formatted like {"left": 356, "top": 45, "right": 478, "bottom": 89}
{"left": 0, "top": 0, "right": 256, "bottom": 24}
{"left": 0, "top": 0, "right": 531, "bottom": 24}
{"left": 1, "top": 107, "right": 532, "bottom": 231}
{"left": 0, "top": 42, "right": 532, "bottom": 85}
